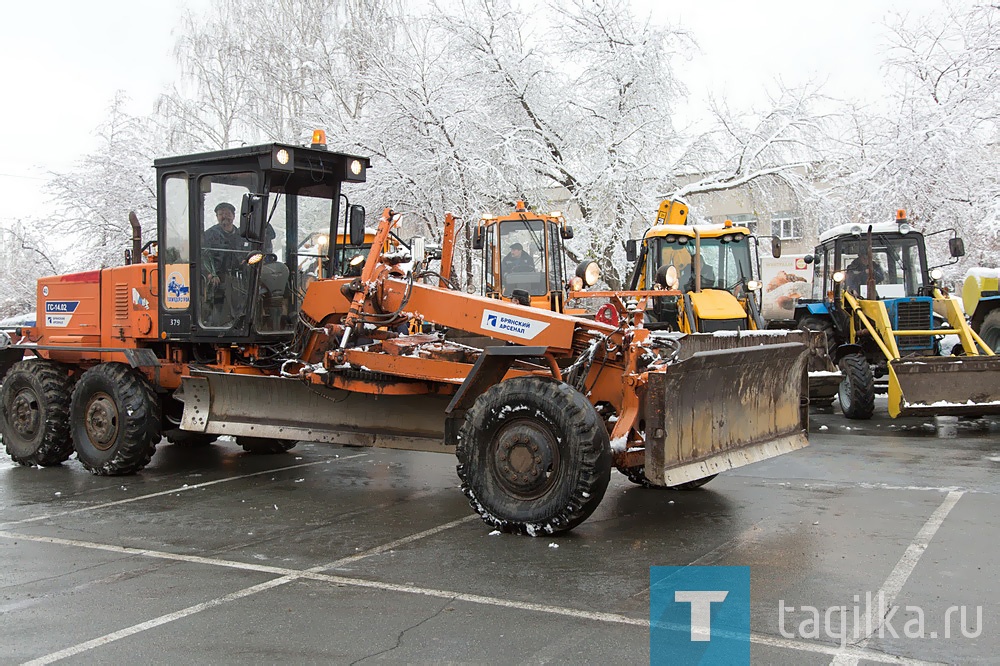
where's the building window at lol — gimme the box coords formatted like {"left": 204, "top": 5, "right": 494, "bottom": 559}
{"left": 726, "top": 213, "right": 758, "bottom": 234}
{"left": 773, "top": 212, "right": 802, "bottom": 240}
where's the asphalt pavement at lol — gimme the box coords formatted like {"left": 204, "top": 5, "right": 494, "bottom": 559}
{"left": 1, "top": 399, "right": 998, "bottom": 664}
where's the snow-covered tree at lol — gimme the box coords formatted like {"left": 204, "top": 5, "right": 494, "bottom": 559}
{"left": 817, "top": 3, "right": 999, "bottom": 273}
{"left": 43, "top": 93, "right": 158, "bottom": 270}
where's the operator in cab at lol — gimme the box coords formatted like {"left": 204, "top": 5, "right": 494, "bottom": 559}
{"left": 203, "top": 202, "right": 248, "bottom": 326}
{"left": 501, "top": 242, "right": 534, "bottom": 277}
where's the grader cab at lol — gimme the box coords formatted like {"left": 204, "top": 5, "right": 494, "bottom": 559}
{"left": 470, "top": 200, "right": 598, "bottom": 313}
{"left": 794, "top": 211, "right": 1000, "bottom": 418}
{"left": 1, "top": 140, "right": 811, "bottom": 536}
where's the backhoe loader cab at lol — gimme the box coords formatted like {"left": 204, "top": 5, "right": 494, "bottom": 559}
{"left": 626, "top": 200, "right": 767, "bottom": 333}
{"left": 793, "top": 211, "right": 1000, "bottom": 419}
{"left": 472, "top": 201, "right": 596, "bottom": 311}
{"left": 156, "top": 143, "right": 371, "bottom": 342}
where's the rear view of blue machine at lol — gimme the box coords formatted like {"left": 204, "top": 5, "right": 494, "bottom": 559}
{"left": 793, "top": 210, "right": 1000, "bottom": 419}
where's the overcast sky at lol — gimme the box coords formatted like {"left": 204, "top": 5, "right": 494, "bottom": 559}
{"left": 0, "top": 0, "right": 961, "bottom": 223}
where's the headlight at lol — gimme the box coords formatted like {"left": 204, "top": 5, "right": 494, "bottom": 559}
{"left": 569, "top": 276, "right": 584, "bottom": 291}
{"left": 350, "top": 160, "right": 363, "bottom": 176}
{"left": 849, "top": 225, "right": 863, "bottom": 236}
{"left": 576, "top": 260, "right": 600, "bottom": 286}
{"left": 247, "top": 252, "right": 264, "bottom": 265}
{"left": 833, "top": 271, "right": 845, "bottom": 283}
{"left": 930, "top": 268, "right": 943, "bottom": 281}
{"left": 275, "top": 149, "right": 290, "bottom": 165}
{"left": 898, "top": 222, "right": 912, "bottom": 235}
{"left": 665, "top": 265, "right": 679, "bottom": 289}
{"left": 317, "top": 234, "right": 329, "bottom": 248}
{"left": 747, "top": 280, "right": 761, "bottom": 291}
{"left": 349, "top": 255, "right": 365, "bottom": 267}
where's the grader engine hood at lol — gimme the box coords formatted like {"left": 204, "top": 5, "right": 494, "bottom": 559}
{"left": 642, "top": 331, "right": 810, "bottom": 486}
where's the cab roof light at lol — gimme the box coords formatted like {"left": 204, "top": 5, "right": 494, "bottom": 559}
{"left": 311, "top": 129, "right": 328, "bottom": 149}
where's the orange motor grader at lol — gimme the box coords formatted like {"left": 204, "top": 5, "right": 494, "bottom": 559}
{"left": 0, "top": 140, "right": 809, "bottom": 535}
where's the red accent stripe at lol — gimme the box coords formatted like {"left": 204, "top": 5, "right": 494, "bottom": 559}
{"left": 56, "top": 271, "right": 102, "bottom": 283}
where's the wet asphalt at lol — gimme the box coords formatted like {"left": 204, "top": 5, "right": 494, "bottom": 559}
{"left": 1, "top": 399, "right": 998, "bottom": 665}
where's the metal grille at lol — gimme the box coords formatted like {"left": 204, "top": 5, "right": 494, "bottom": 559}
{"left": 895, "top": 300, "right": 932, "bottom": 350}
{"left": 115, "top": 283, "right": 130, "bottom": 321}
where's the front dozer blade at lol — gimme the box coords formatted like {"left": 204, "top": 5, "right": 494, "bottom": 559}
{"left": 644, "top": 333, "right": 810, "bottom": 487}
{"left": 889, "top": 356, "right": 1000, "bottom": 418}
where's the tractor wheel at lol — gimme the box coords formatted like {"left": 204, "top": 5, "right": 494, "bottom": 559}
{"left": 981, "top": 310, "right": 1000, "bottom": 353}
{"left": 0, "top": 360, "right": 75, "bottom": 466}
{"left": 618, "top": 466, "right": 717, "bottom": 490}
{"left": 165, "top": 429, "right": 218, "bottom": 447}
{"left": 236, "top": 436, "right": 296, "bottom": 454}
{"left": 837, "top": 353, "right": 875, "bottom": 420}
{"left": 456, "top": 376, "right": 612, "bottom": 536}
{"left": 70, "top": 363, "right": 161, "bottom": 475}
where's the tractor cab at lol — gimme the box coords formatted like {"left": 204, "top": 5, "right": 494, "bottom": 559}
{"left": 472, "top": 201, "right": 594, "bottom": 312}
{"left": 795, "top": 212, "right": 960, "bottom": 356}
{"left": 154, "top": 135, "right": 370, "bottom": 343}
{"left": 627, "top": 200, "right": 770, "bottom": 332}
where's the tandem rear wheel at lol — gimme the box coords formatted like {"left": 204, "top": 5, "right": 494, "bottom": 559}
{"left": 70, "top": 363, "right": 161, "bottom": 475}
{"left": 0, "top": 360, "right": 75, "bottom": 466}
{"left": 456, "top": 376, "right": 612, "bottom": 536}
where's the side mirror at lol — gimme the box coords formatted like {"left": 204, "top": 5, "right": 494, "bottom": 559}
{"left": 348, "top": 205, "right": 366, "bottom": 247}
{"left": 803, "top": 255, "right": 815, "bottom": 265}
{"left": 239, "top": 193, "right": 267, "bottom": 242}
{"left": 949, "top": 237, "right": 965, "bottom": 258}
{"left": 561, "top": 225, "right": 574, "bottom": 240}
{"left": 771, "top": 236, "right": 782, "bottom": 258}
{"left": 472, "top": 226, "right": 484, "bottom": 250}
{"left": 625, "top": 239, "right": 638, "bottom": 263}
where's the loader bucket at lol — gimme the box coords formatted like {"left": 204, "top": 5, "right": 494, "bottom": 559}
{"left": 643, "top": 333, "right": 810, "bottom": 487}
{"left": 888, "top": 356, "right": 1000, "bottom": 418}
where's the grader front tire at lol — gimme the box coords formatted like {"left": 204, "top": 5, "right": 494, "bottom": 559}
{"left": 236, "top": 437, "right": 296, "bottom": 454}
{"left": 456, "top": 376, "right": 611, "bottom": 536}
{"left": 618, "top": 466, "right": 717, "bottom": 490}
{"left": 70, "top": 363, "right": 161, "bottom": 475}
{"left": 0, "top": 360, "right": 75, "bottom": 466}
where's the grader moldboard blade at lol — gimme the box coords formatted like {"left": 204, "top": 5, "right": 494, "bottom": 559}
{"left": 643, "top": 331, "right": 810, "bottom": 487}
{"left": 888, "top": 356, "right": 1000, "bottom": 418}
{"left": 178, "top": 371, "right": 451, "bottom": 451}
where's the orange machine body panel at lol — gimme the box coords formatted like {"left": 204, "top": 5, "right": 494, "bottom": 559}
{"left": 32, "top": 264, "right": 160, "bottom": 368}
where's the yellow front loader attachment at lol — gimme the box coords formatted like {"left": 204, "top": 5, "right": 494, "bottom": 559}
{"left": 846, "top": 292, "right": 1000, "bottom": 417}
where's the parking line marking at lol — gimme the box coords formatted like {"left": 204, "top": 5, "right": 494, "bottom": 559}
{"left": 829, "top": 490, "right": 964, "bottom": 666}
{"left": 20, "top": 576, "right": 296, "bottom": 666}
{"left": 6, "top": 523, "right": 935, "bottom": 666}
{"left": 0, "top": 454, "right": 367, "bottom": 529}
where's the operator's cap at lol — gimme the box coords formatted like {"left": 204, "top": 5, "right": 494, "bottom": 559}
{"left": 510, "top": 243, "right": 523, "bottom": 251}
{"left": 214, "top": 202, "right": 236, "bottom": 214}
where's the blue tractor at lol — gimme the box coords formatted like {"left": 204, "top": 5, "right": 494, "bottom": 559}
{"left": 793, "top": 211, "right": 999, "bottom": 419}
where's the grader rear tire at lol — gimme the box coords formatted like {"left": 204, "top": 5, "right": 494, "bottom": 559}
{"left": 70, "top": 363, "right": 161, "bottom": 475}
{"left": 456, "top": 376, "right": 611, "bottom": 536}
{"left": 837, "top": 353, "right": 875, "bottom": 420}
{"left": 0, "top": 360, "right": 74, "bottom": 466}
